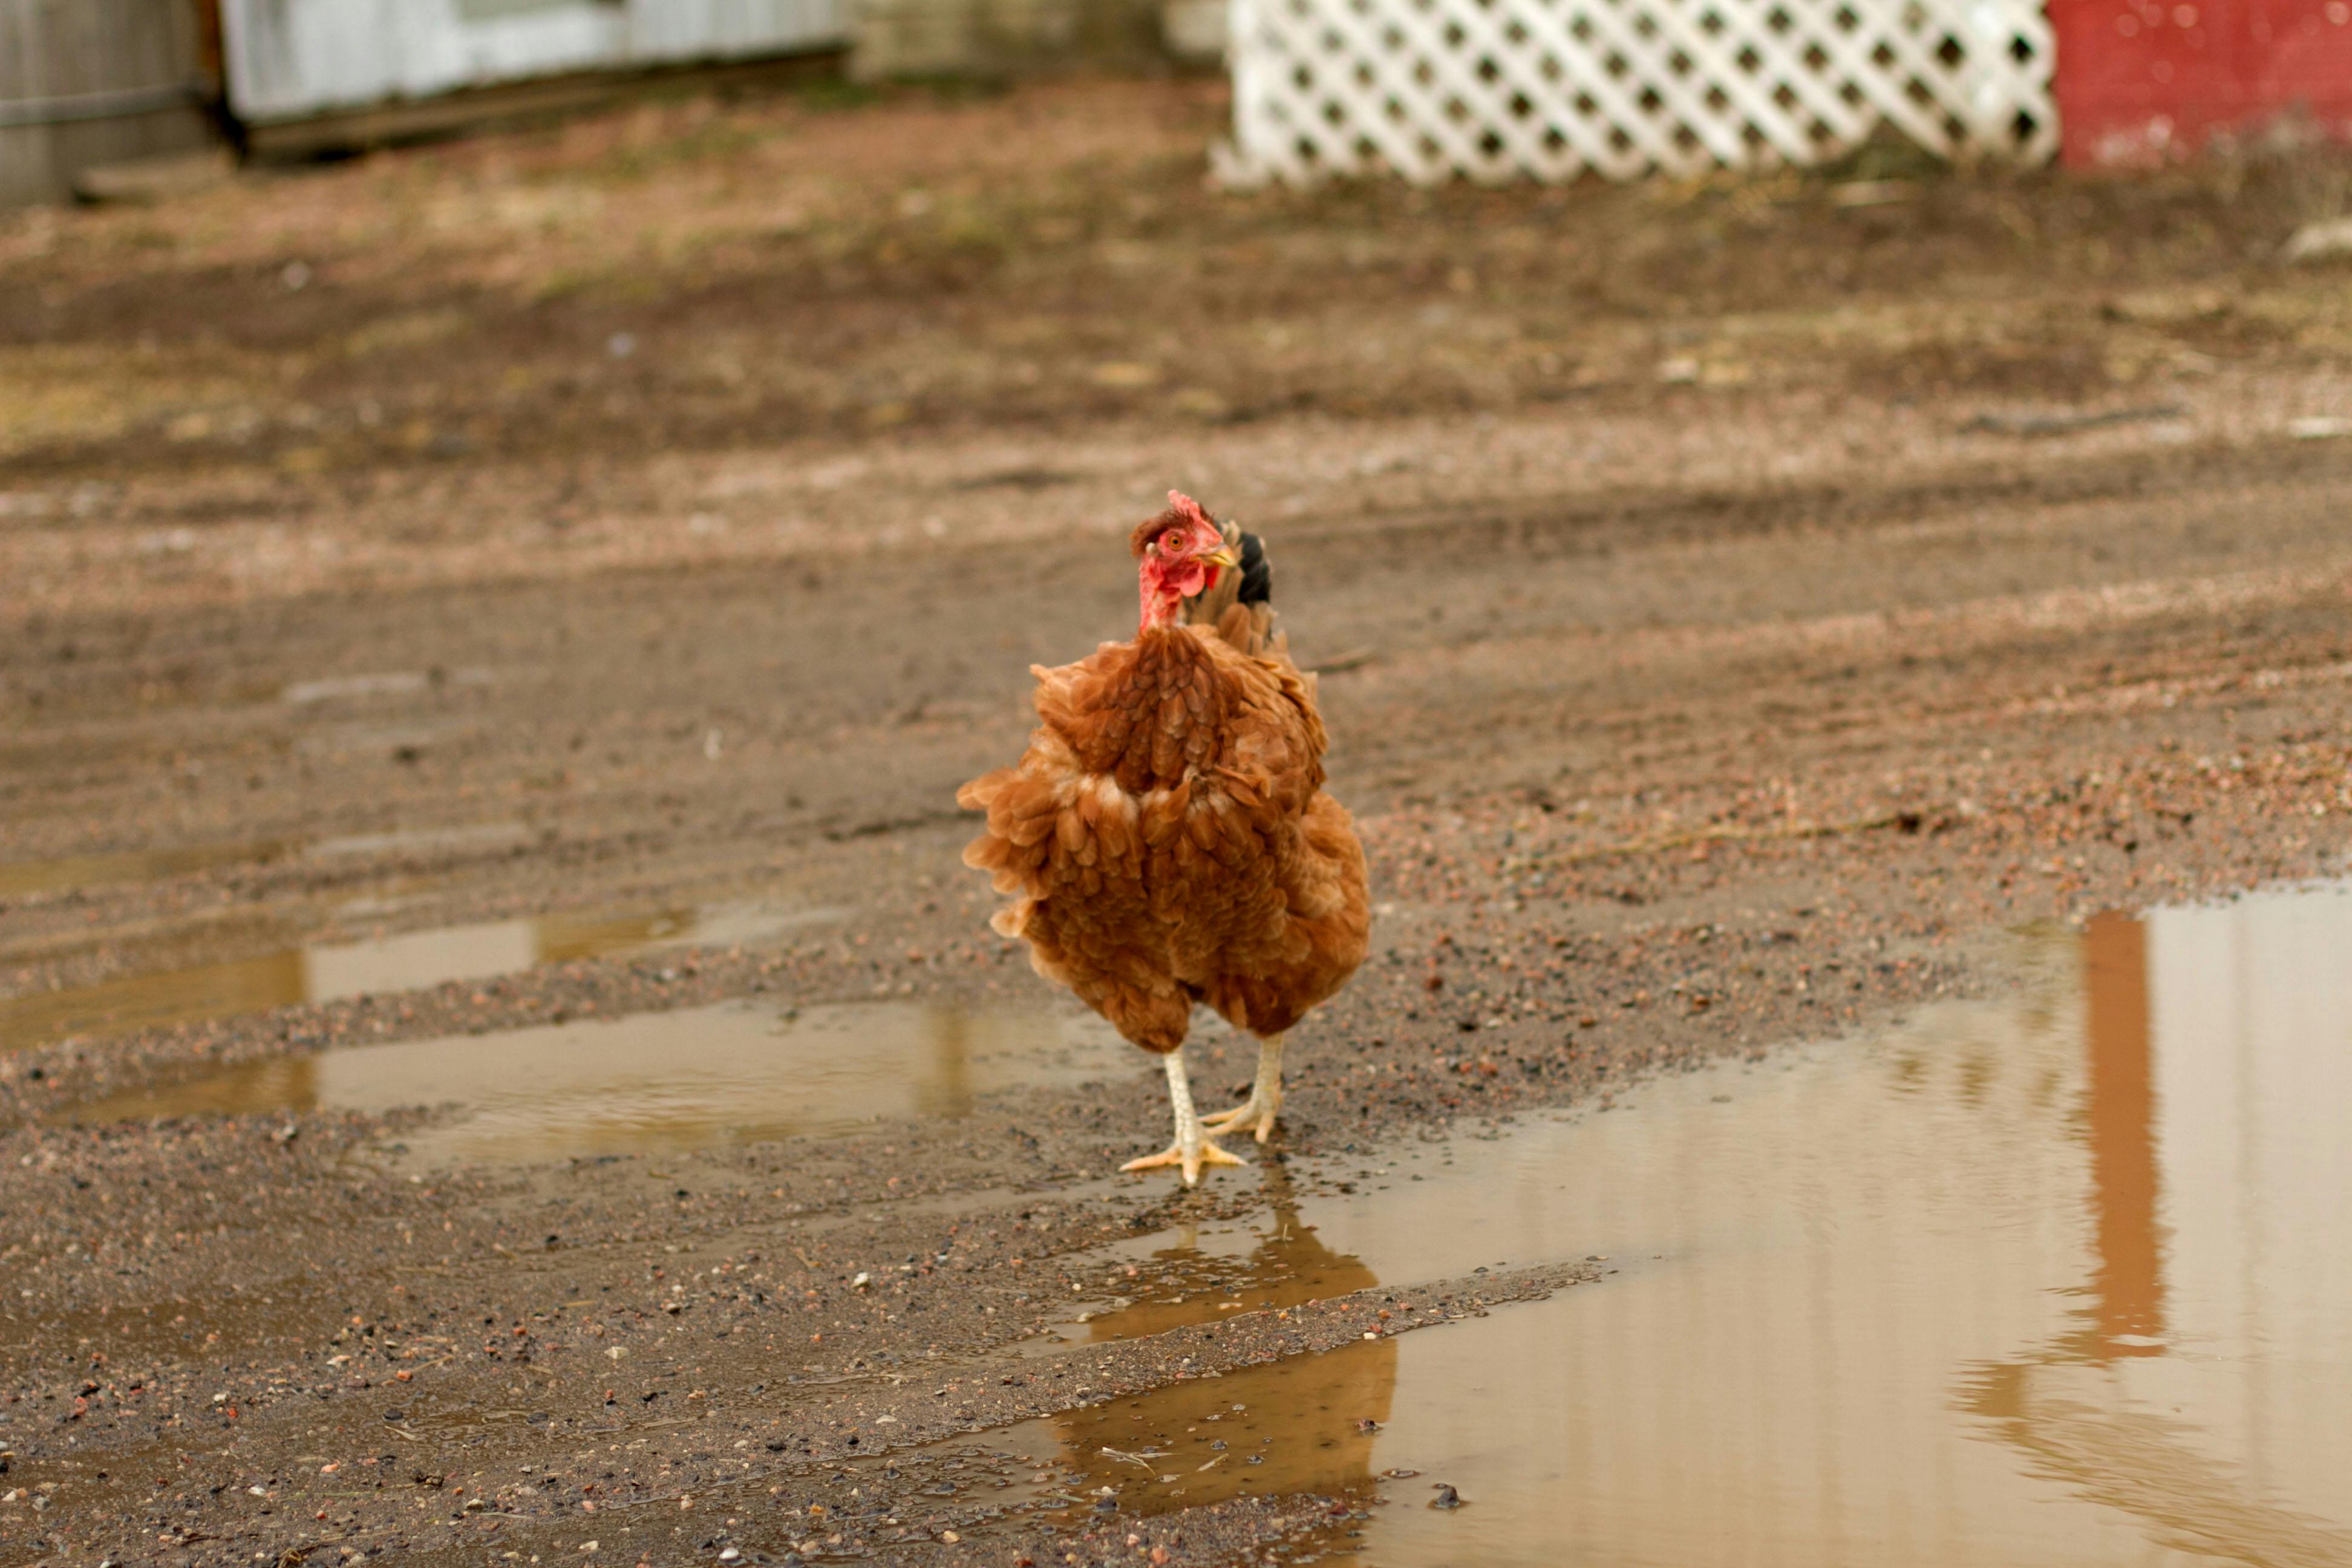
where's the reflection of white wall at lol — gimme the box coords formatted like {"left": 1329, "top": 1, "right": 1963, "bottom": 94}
{"left": 222, "top": 0, "right": 845, "bottom": 122}
{"left": 297, "top": 901, "right": 841, "bottom": 1005}
{"left": 303, "top": 1000, "right": 1131, "bottom": 1165}
{"left": 301, "top": 917, "right": 538, "bottom": 1003}
{"left": 2146, "top": 885, "right": 2352, "bottom": 1529}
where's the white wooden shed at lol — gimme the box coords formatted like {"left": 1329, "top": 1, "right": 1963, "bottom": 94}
{"left": 220, "top": 0, "right": 847, "bottom": 147}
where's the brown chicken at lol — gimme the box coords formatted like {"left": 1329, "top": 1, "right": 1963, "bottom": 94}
{"left": 957, "top": 492, "right": 1370, "bottom": 1183}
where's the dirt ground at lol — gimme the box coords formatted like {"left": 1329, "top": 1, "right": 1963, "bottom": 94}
{"left": 3, "top": 74, "right": 2351, "bottom": 1568}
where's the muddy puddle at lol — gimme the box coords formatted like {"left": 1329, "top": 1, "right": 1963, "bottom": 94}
{"left": 951, "top": 881, "right": 2352, "bottom": 1565}
{"left": 0, "top": 839, "right": 296, "bottom": 900}
{"left": 58, "top": 1001, "right": 1137, "bottom": 1166}
{"left": 0, "top": 820, "right": 527, "bottom": 902}
{"left": 281, "top": 667, "right": 492, "bottom": 705}
{"left": 1049, "top": 1198, "right": 1387, "bottom": 1348}
{"left": 0, "top": 901, "right": 840, "bottom": 1053}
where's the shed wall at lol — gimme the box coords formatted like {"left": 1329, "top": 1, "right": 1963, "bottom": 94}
{"left": 220, "top": 0, "right": 844, "bottom": 123}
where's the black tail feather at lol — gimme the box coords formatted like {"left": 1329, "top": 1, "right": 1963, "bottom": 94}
{"left": 1236, "top": 530, "right": 1272, "bottom": 606}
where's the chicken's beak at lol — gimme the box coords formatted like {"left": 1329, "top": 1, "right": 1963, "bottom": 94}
{"left": 1201, "top": 546, "right": 1240, "bottom": 570}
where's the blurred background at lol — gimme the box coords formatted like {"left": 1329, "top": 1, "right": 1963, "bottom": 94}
{"left": 5, "top": 0, "right": 2350, "bottom": 493}
{"left": 4, "top": 0, "right": 2352, "bottom": 1044}
{"left": 8, "top": 10, "right": 2352, "bottom": 1565}
{"left": 5, "top": 0, "right": 2352, "bottom": 990}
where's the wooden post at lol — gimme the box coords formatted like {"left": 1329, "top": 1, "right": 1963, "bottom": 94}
{"left": 0, "top": 0, "right": 223, "bottom": 209}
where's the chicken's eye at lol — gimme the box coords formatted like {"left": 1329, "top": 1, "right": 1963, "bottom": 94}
{"left": 1163, "top": 531, "right": 1184, "bottom": 553}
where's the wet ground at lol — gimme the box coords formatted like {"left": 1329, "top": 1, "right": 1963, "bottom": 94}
{"left": 6, "top": 71, "right": 2352, "bottom": 1568}
{"left": 1, "top": 896, "right": 839, "bottom": 1054}
{"left": 57, "top": 1001, "right": 1131, "bottom": 1168}
{"left": 987, "top": 881, "right": 2352, "bottom": 1567}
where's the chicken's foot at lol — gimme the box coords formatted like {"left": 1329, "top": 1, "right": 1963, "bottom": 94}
{"left": 1200, "top": 1033, "right": 1284, "bottom": 1144}
{"left": 1122, "top": 1047, "right": 1247, "bottom": 1186}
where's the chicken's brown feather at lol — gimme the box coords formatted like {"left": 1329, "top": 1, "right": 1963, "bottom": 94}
{"left": 959, "top": 621, "right": 1368, "bottom": 1056}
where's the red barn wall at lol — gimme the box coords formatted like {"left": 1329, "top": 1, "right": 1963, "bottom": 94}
{"left": 2050, "top": 0, "right": 2352, "bottom": 165}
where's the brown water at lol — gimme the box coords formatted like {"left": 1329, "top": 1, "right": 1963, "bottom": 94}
{"left": 1057, "top": 1194, "right": 1385, "bottom": 1347}
{"left": 0, "top": 819, "right": 527, "bottom": 900}
{"left": 0, "top": 901, "right": 840, "bottom": 1053}
{"left": 59, "top": 1000, "right": 1138, "bottom": 1167}
{"left": 984, "top": 880, "right": 2352, "bottom": 1566}
{"left": 0, "top": 839, "right": 293, "bottom": 900}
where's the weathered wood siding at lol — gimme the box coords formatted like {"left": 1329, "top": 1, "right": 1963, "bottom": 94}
{"left": 0, "top": 0, "right": 218, "bottom": 207}
{"left": 220, "top": 0, "right": 844, "bottom": 125}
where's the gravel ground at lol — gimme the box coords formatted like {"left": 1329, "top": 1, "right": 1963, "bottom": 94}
{"left": 4, "top": 74, "right": 2351, "bottom": 1568}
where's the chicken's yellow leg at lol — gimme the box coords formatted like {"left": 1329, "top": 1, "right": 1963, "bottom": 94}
{"left": 1201, "top": 1033, "right": 1284, "bottom": 1143}
{"left": 1122, "top": 1047, "right": 1247, "bottom": 1186}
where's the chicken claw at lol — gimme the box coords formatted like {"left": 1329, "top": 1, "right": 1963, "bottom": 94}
{"left": 1124, "top": 1047, "right": 1250, "bottom": 1186}
{"left": 1198, "top": 1097, "right": 1279, "bottom": 1144}
{"left": 1201, "top": 1034, "right": 1284, "bottom": 1144}
{"left": 1122, "top": 1137, "right": 1248, "bottom": 1186}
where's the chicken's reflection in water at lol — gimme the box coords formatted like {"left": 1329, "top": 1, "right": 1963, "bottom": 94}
{"left": 1036, "top": 1175, "right": 1397, "bottom": 1515}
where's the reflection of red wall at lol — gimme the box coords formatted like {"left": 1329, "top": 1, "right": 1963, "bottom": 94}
{"left": 2083, "top": 912, "right": 2164, "bottom": 1357}
{"left": 2049, "top": 0, "right": 2352, "bottom": 166}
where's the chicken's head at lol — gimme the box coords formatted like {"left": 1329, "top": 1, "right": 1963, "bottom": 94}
{"left": 1133, "top": 491, "right": 1238, "bottom": 632}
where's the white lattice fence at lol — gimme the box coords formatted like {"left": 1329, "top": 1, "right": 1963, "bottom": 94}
{"left": 1218, "top": 0, "right": 2057, "bottom": 186}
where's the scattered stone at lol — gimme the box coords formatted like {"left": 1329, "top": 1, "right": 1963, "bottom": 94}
{"left": 1090, "top": 362, "right": 1161, "bottom": 388}
{"left": 2282, "top": 217, "right": 2352, "bottom": 264}
{"left": 1828, "top": 178, "right": 1917, "bottom": 207}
